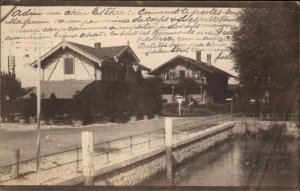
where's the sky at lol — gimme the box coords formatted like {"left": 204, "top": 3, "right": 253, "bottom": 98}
{"left": 1, "top": 5, "right": 240, "bottom": 87}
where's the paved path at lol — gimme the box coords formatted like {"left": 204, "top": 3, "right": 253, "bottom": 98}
{"left": 0, "top": 116, "right": 229, "bottom": 166}
{"left": 0, "top": 115, "right": 232, "bottom": 185}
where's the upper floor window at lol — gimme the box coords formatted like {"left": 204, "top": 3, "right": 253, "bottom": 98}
{"left": 179, "top": 70, "right": 185, "bottom": 79}
{"left": 194, "top": 70, "right": 201, "bottom": 80}
{"left": 169, "top": 70, "right": 177, "bottom": 80}
{"left": 64, "top": 58, "right": 74, "bottom": 75}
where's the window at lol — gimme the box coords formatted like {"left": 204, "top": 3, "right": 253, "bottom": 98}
{"left": 169, "top": 71, "right": 174, "bottom": 80}
{"left": 64, "top": 58, "right": 74, "bottom": 75}
{"left": 95, "top": 69, "right": 101, "bottom": 80}
{"left": 179, "top": 70, "right": 185, "bottom": 79}
{"left": 194, "top": 70, "right": 201, "bottom": 80}
{"left": 174, "top": 70, "right": 178, "bottom": 79}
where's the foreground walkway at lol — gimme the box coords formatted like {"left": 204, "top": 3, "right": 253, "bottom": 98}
{"left": 0, "top": 115, "right": 231, "bottom": 184}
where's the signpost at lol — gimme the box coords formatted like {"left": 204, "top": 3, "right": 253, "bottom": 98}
{"left": 226, "top": 97, "right": 233, "bottom": 115}
{"left": 176, "top": 96, "right": 184, "bottom": 116}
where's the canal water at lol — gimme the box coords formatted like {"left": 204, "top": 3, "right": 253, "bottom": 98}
{"left": 143, "top": 125, "right": 300, "bottom": 188}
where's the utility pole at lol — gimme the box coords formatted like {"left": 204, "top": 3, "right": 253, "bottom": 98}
{"left": 36, "top": 57, "right": 41, "bottom": 185}
{"left": 35, "top": 8, "right": 43, "bottom": 184}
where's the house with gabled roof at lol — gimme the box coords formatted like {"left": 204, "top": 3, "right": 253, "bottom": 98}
{"left": 23, "top": 41, "right": 150, "bottom": 100}
{"left": 149, "top": 51, "right": 235, "bottom": 104}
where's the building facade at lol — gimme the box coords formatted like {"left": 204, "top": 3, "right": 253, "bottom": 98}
{"left": 24, "top": 41, "right": 150, "bottom": 99}
{"left": 149, "top": 51, "right": 235, "bottom": 104}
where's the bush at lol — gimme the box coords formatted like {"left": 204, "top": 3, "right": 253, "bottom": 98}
{"left": 18, "top": 79, "right": 163, "bottom": 124}
{"left": 42, "top": 93, "right": 59, "bottom": 119}
{"left": 138, "top": 77, "right": 163, "bottom": 117}
{"left": 162, "top": 103, "right": 216, "bottom": 117}
{"left": 22, "top": 93, "right": 37, "bottom": 119}
{"left": 71, "top": 79, "right": 163, "bottom": 124}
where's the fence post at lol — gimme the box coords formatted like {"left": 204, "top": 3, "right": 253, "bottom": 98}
{"left": 81, "top": 131, "right": 94, "bottom": 186}
{"left": 242, "top": 122, "right": 247, "bottom": 136}
{"left": 130, "top": 136, "right": 133, "bottom": 155}
{"left": 165, "top": 118, "right": 173, "bottom": 181}
{"left": 106, "top": 142, "right": 109, "bottom": 163}
{"left": 12, "top": 149, "right": 20, "bottom": 179}
{"left": 148, "top": 132, "right": 151, "bottom": 149}
{"left": 76, "top": 147, "right": 80, "bottom": 172}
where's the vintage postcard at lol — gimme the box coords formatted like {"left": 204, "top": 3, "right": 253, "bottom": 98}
{"left": 0, "top": 1, "right": 299, "bottom": 190}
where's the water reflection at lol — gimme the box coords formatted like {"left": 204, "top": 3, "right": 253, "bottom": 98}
{"left": 144, "top": 125, "right": 299, "bottom": 187}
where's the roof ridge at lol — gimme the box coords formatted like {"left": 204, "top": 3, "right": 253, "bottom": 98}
{"left": 67, "top": 41, "right": 127, "bottom": 49}
{"left": 179, "top": 55, "right": 212, "bottom": 67}
{"left": 179, "top": 55, "right": 233, "bottom": 74}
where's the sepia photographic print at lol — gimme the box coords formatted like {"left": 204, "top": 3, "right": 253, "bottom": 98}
{"left": 0, "top": 1, "right": 299, "bottom": 190}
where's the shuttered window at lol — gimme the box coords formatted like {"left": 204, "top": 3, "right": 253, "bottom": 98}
{"left": 64, "top": 58, "right": 74, "bottom": 75}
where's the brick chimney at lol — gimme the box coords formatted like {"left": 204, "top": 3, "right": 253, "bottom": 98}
{"left": 207, "top": 54, "right": 211, "bottom": 66}
{"left": 196, "top": 51, "right": 201, "bottom": 62}
{"left": 94, "top": 42, "right": 101, "bottom": 49}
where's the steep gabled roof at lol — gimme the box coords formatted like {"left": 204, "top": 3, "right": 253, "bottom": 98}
{"left": 31, "top": 41, "right": 150, "bottom": 71}
{"left": 150, "top": 55, "right": 236, "bottom": 78}
{"left": 67, "top": 42, "right": 128, "bottom": 62}
{"left": 22, "top": 80, "right": 94, "bottom": 99}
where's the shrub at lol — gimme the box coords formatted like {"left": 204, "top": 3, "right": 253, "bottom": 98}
{"left": 138, "top": 77, "right": 163, "bottom": 116}
{"left": 22, "top": 93, "right": 37, "bottom": 119}
{"left": 69, "top": 80, "right": 163, "bottom": 124}
{"left": 42, "top": 93, "right": 59, "bottom": 119}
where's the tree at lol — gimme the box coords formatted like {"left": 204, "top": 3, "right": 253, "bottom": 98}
{"left": 0, "top": 71, "right": 25, "bottom": 117}
{"left": 230, "top": 7, "right": 299, "bottom": 114}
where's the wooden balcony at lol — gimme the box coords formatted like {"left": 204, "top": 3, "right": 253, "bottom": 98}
{"left": 161, "top": 79, "right": 206, "bottom": 86}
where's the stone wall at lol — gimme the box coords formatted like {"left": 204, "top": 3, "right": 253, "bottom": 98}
{"left": 173, "top": 129, "right": 231, "bottom": 164}
{"left": 58, "top": 122, "right": 235, "bottom": 186}
{"left": 93, "top": 122, "right": 234, "bottom": 186}
{"left": 232, "top": 119, "right": 299, "bottom": 138}
{"left": 95, "top": 152, "right": 166, "bottom": 186}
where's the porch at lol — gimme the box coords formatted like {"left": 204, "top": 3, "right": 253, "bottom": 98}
{"left": 160, "top": 84, "right": 207, "bottom": 104}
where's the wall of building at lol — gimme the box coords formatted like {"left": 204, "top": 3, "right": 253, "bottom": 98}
{"left": 42, "top": 48, "right": 96, "bottom": 81}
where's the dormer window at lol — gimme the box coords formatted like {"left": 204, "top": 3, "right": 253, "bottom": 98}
{"left": 64, "top": 58, "right": 74, "bottom": 75}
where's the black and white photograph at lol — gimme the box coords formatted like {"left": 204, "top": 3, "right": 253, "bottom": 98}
{"left": 0, "top": 1, "right": 299, "bottom": 190}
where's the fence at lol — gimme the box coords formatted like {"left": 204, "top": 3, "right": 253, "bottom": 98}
{"left": 91, "top": 114, "right": 233, "bottom": 164}
{"left": 0, "top": 114, "right": 233, "bottom": 184}
{"left": 234, "top": 113, "right": 299, "bottom": 122}
{"left": 0, "top": 147, "right": 83, "bottom": 184}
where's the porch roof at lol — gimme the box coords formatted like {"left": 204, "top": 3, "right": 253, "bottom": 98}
{"left": 22, "top": 80, "right": 94, "bottom": 99}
